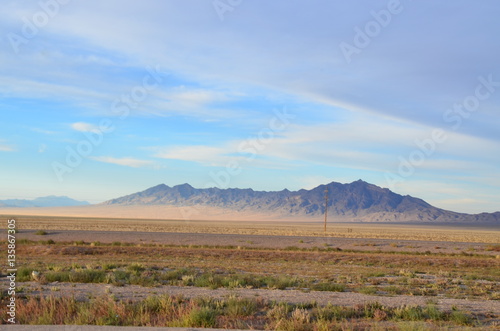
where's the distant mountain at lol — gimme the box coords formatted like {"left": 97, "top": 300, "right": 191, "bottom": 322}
{"left": 0, "top": 196, "right": 90, "bottom": 208}
{"left": 102, "top": 180, "right": 500, "bottom": 223}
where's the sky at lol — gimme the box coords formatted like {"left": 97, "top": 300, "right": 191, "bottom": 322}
{"left": 0, "top": 0, "right": 499, "bottom": 213}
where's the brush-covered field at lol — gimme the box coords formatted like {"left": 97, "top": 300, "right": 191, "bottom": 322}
{"left": 1, "top": 215, "right": 499, "bottom": 329}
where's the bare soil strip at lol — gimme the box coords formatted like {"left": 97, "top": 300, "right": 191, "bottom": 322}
{"left": 3, "top": 214, "right": 499, "bottom": 243}
{"left": 13, "top": 229, "right": 500, "bottom": 256}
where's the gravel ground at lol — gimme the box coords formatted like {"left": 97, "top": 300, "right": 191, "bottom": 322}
{"left": 14, "top": 229, "right": 499, "bottom": 255}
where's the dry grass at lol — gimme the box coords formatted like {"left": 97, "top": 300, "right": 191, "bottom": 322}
{"left": 6, "top": 241, "right": 500, "bottom": 301}
{"left": 1, "top": 294, "right": 479, "bottom": 328}
{"left": 1, "top": 214, "right": 498, "bottom": 328}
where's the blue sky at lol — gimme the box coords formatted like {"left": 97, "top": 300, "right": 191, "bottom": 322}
{"left": 1, "top": 0, "right": 499, "bottom": 213}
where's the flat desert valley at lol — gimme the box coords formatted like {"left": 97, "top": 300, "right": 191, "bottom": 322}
{"left": 1, "top": 212, "right": 499, "bottom": 329}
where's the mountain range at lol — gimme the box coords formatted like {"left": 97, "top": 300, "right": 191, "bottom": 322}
{"left": 102, "top": 180, "right": 500, "bottom": 223}
{"left": 0, "top": 196, "right": 89, "bottom": 208}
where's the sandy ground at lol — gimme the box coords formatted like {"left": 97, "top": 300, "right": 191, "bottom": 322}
{"left": 0, "top": 205, "right": 287, "bottom": 222}
{"left": 13, "top": 229, "right": 500, "bottom": 256}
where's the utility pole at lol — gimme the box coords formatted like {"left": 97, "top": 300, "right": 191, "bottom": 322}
{"left": 324, "top": 187, "right": 328, "bottom": 233}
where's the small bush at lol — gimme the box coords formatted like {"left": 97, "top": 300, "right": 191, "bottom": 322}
{"left": 263, "top": 275, "right": 300, "bottom": 290}
{"left": 186, "top": 307, "right": 217, "bottom": 328}
{"left": 226, "top": 297, "right": 257, "bottom": 317}
{"left": 127, "top": 263, "right": 145, "bottom": 274}
{"left": 35, "top": 230, "right": 48, "bottom": 235}
{"left": 194, "top": 273, "right": 223, "bottom": 289}
{"left": 312, "top": 282, "right": 345, "bottom": 292}
{"left": 17, "top": 267, "right": 34, "bottom": 282}
{"left": 69, "top": 269, "right": 106, "bottom": 283}
{"left": 358, "top": 286, "right": 377, "bottom": 295}
{"left": 102, "top": 263, "right": 117, "bottom": 271}
{"left": 45, "top": 271, "right": 71, "bottom": 283}
{"left": 424, "top": 304, "right": 445, "bottom": 321}
{"left": 450, "top": 310, "right": 473, "bottom": 326}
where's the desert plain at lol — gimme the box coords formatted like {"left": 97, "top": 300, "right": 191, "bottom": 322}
{"left": 1, "top": 213, "right": 499, "bottom": 330}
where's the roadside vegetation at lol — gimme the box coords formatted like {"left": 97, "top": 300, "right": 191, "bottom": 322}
{"left": 1, "top": 239, "right": 499, "bottom": 300}
{"left": 3, "top": 294, "right": 481, "bottom": 329}
{"left": 1, "top": 238, "right": 498, "bottom": 328}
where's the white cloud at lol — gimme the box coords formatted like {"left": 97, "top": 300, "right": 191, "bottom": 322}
{"left": 0, "top": 76, "right": 110, "bottom": 105}
{"left": 38, "top": 144, "right": 47, "bottom": 153}
{"left": 0, "top": 140, "right": 14, "bottom": 152}
{"left": 0, "top": 144, "right": 14, "bottom": 152}
{"left": 71, "top": 122, "right": 100, "bottom": 133}
{"left": 154, "top": 145, "right": 235, "bottom": 167}
{"left": 90, "top": 156, "right": 158, "bottom": 168}
{"left": 152, "top": 144, "right": 288, "bottom": 170}
{"left": 30, "top": 128, "right": 57, "bottom": 135}
{"left": 167, "top": 87, "right": 228, "bottom": 106}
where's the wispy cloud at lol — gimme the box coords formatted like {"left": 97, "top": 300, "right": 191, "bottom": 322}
{"left": 0, "top": 140, "right": 15, "bottom": 152}
{"left": 154, "top": 145, "right": 234, "bottom": 167}
{"left": 0, "top": 145, "right": 14, "bottom": 152}
{"left": 71, "top": 122, "right": 100, "bottom": 133}
{"left": 90, "top": 156, "right": 158, "bottom": 168}
{"left": 38, "top": 144, "right": 47, "bottom": 153}
{"left": 153, "top": 144, "right": 288, "bottom": 170}
{"left": 30, "top": 128, "right": 57, "bottom": 135}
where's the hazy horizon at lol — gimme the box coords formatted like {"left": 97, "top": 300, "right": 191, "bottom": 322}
{"left": 1, "top": 1, "right": 499, "bottom": 213}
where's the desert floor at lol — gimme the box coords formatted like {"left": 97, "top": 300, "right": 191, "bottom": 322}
{"left": 1, "top": 215, "right": 499, "bottom": 329}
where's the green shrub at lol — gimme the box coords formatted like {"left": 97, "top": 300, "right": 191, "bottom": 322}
{"left": 263, "top": 275, "right": 300, "bottom": 290}
{"left": 45, "top": 271, "right": 71, "bottom": 282}
{"left": 102, "top": 263, "right": 117, "bottom": 271}
{"left": 194, "top": 273, "right": 223, "bottom": 289}
{"left": 225, "top": 297, "right": 257, "bottom": 317}
{"left": 17, "top": 267, "right": 34, "bottom": 281}
{"left": 127, "top": 263, "right": 145, "bottom": 274}
{"left": 424, "top": 304, "right": 445, "bottom": 321}
{"left": 186, "top": 307, "right": 217, "bottom": 328}
{"left": 69, "top": 269, "right": 106, "bottom": 283}
{"left": 312, "top": 282, "right": 345, "bottom": 292}
{"left": 450, "top": 310, "right": 472, "bottom": 326}
{"left": 358, "top": 286, "right": 377, "bottom": 295}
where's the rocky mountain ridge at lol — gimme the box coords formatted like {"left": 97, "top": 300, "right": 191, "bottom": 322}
{"left": 102, "top": 180, "right": 500, "bottom": 223}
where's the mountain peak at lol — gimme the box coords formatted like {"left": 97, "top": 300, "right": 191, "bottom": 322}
{"left": 174, "top": 183, "right": 194, "bottom": 189}
{"left": 101, "top": 181, "right": 499, "bottom": 223}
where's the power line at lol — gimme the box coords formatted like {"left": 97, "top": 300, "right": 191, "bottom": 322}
{"left": 324, "top": 187, "right": 328, "bottom": 233}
